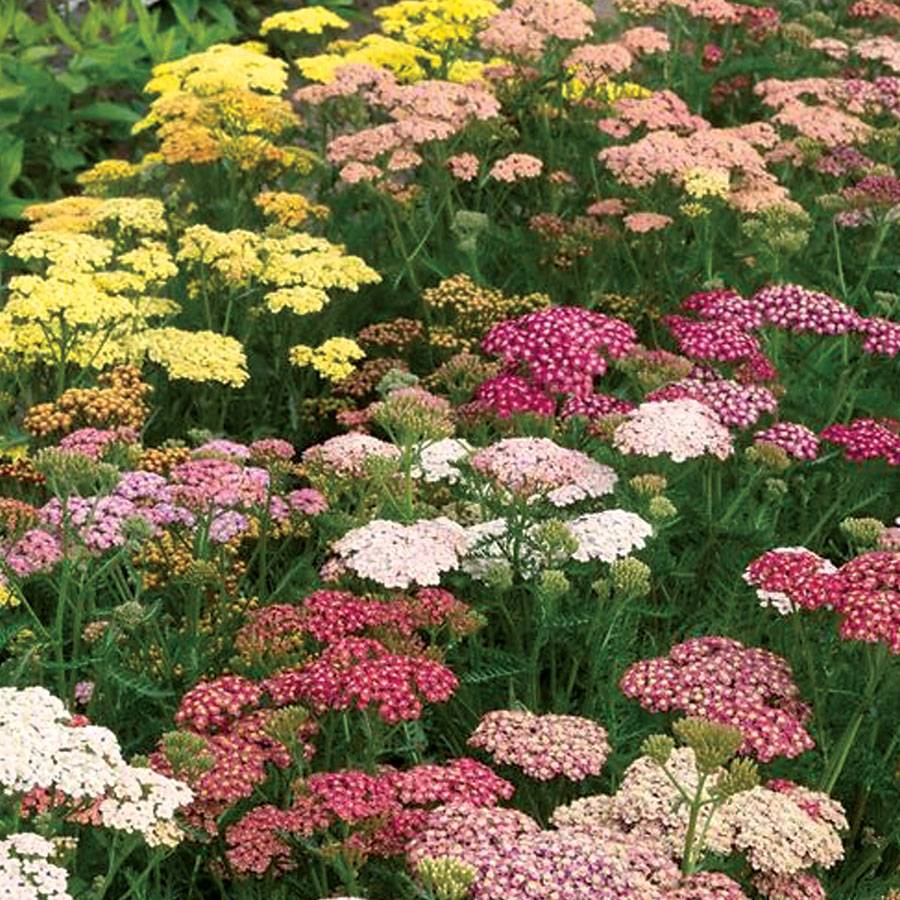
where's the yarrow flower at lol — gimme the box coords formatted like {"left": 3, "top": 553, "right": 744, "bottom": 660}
{"left": 327, "top": 518, "right": 468, "bottom": 588}
{"left": 620, "top": 636, "right": 815, "bottom": 761}
{"left": 613, "top": 399, "right": 734, "bottom": 462}
{"left": 468, "top": 710, "right": 610, "bottom": 780}
{"left": 0, "top": 833, "right": 72, "bottom": 900}
{"left": 488, "top": 153, "right": 543, "bottom": 182}
{"left": 566, "top": 510, "right": 654, "bottom": 563}
{"left": 753, "top": 422, "right": 820, "bottom": 461}
{"left": 470, "top": 438, "right": 618, "bottom": 506}
{"left": 820, "top": 418, "right": 900, "bottom": 466}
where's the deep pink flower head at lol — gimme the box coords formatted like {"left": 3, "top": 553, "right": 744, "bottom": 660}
{"left": 175, "top": 675, "right": 263, "bottom": 734}
{"left": 465, "top": 373, "right": 556, "bottom": 420}
{"left": 482, "top": 306, "right": 637, "bottom": 397}
{"left": 620, "top": 636, "right": 815, "bottom": 762}
{"left": 820, "top": 418, "right": 900, "bottom": 465}
{"left": 750, "top": 284, "right": 863, "bottom": 335}
{"left": 664, "top": 315, "right": 761, "bottom": 362}
{"left": 744, "top": 547, "right": 842, "bottom": 614}
{"left": 754, "top": 422, "right": 820, "bottom": 460}
{"left": 647, "top": 376, "right": 778, "bottom": 428}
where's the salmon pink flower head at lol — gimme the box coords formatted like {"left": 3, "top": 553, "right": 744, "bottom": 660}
{"left": 327, "top": 517, "right": 468, "bottom": 589}
{"left": 482, "top": 306, "right": 637, "bottom": 397}
{"left": 481, "top": 0, "right": 595, "bottom": 59}
{"left": 613, "top": 399, "right": 734, "bottom": 462}
{"left": 488, "top": 153, "right": 543, "bottom": 182}
{"left": 620, "top": 635, "right": 815, "bottom": 761}
{"left": 470, "top": 437, "right": 617, "bottom": 507}
{"left": 468, "top": 710, "right": 610, "bottom": 781}
{"left": 623, "top": 211, "right": 672, "bottom": 233}
{"left": 446, "top": 152, "right": 479, "bottom": 181}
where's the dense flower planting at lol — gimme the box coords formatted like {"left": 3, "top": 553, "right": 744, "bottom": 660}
{"left": 0, "top": 0, "right": 899, "bottom": 898}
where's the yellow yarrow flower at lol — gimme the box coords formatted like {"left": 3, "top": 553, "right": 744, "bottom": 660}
{"left": 264, "top": 286, "right": 330, "bottom": 316}
{"left": 0, "top": 583, "right": 21, "bottom": 609}
{"left": 139, "top": 328, "right": 249, "bottom": 387}
{"left": 289, "top": 337, "right": 365, "bottom": 381}
{"left": 374, "top": 0, "right": 499, "bottom": 48}
{"left": 145, "top": 43, "right": 288, "bottom": 97}
{"left": 261, "top": 8, "right": 350, "bottom": 35}
{"left": 255, "top": 191, "right": 329, "bottom": 228}
{"left": 297, "top": 35, "right": 441, "bottom": 83}
{"left": 682, "top": 167, "right": 730, "bottom": 200}
{"left": 91, "top": 197, "right": 168, "bottom": 236}
{"left": 8, "top": 232, "right": 114, "bottom": 274}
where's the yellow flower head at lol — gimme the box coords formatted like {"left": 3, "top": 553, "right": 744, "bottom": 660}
{"left": 682, "top": 167, "right": 730, "bottom": 200}
{"left": 255, "top": 191, "right": 329, "bottom": 228}
{"left": 261, "top": 8, "right": 350, "bottom": 35}
{"left": 297, "top": 34, "right": 441, "bottom": 83}
{"left": 375, "top": 0, "right": 499, "bottom": 48}
{"left": 289, "top": 337, "right": 365, "bottom": 381}
{"left": 145, "top": 43, "right": 288, "bottom": 97}
{"left": 264, "top": 286, "right": 330, "bottom": 316}
{"left": 139, "top": 328, "right": 249, "bottom": 387}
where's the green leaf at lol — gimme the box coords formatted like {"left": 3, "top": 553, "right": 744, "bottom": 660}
{"left": 0, "top": 82, "right": 26, "bottom": 101}
{"left": 57, "top": 70, "right": 90, "bottom": 93}
{"left": 44, "top": 5, "right": 83, "bottom": 53}
{"left": 0, "top": 136, "right": 23, "bottom": 189}
{"left": 73, "top": 101, "right": 141, "bottom": 124}
{"left": 50, "top": 146, "right": 87, "bottom": 171}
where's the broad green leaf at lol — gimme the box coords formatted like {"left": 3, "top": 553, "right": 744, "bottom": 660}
{"left": 73, "top": 101, "right": 141, "bottom": 124}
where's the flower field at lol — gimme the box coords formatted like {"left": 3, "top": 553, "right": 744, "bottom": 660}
{"left": 0, "top": 0, "right": 899, "bottom": 897}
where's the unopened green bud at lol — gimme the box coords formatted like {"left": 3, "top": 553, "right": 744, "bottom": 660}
{"left": 647, "top": 496, "right": 677, "bottom": 521}
{"left": 629, "top": 474, "right": 667, "bottom": 496}
{"left": 592, "top": 578, "right": 611, "bottom": 602}
{"left": 537, "top": 568, "right": 571, "bottom": 602}
{"left": 840, "top": 516, "right": 885, "bottom": 547}
{"left": 162, "top": 731, "right": 213, "bottom": 783}
{"left": 641, "top": 734, "right": 675, "bottom": 767}
{"left": 714, "top": 756, "right": 760, "bottom": 799}
{"left": 610, "top": 557, "right": 651, "bottom": 598}
{"left": 673, "top": 718, "right": 743, "bottom": 773}
{"left": 417, "top": 855, "right": 475, "bottom": 900}
{"left": 745, "top": 442, "right": 790, "bottom": 472}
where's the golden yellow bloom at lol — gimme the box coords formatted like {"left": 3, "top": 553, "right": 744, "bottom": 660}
{"left": 145, "top": 43, "right": 288, "bottom": 97}
{"left": 289, "top": 337, "right": 365, "bottom": 381}
{"left": 261, "top": 8, "right": 350, "bottom": 35}
{"left": 564, "top": 77, "right": 652, "bottom": 102}
{"left": 375, "top": 0, "right": 499, "bottom": 48}
{"left": 297, "top": 35, "right": 441, "bottom": 83}
{"left": 76, "top": 159, "right": 141, "bottom": 193}
{"left": 138, "top": 327, "right": 249, "bottom": 387}
{"left": 118, "top": 241, "right": 179, "bottom": 283}
{"left": 680, "top": 201, "right": 711, "bottom": 218}
{"left": 264, "top": 286, "right": 330, "bottom": 316}
{"left": 23, "top": 197, "right": 103, "bottom": 232}
{"left": 255, "top": 191, "right": 329, "bottom": 228}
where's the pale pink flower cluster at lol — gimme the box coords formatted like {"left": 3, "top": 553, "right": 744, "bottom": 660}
{"left": 605, "top": 91, "right": 708, "bottom": 136}
{"left": 488, "top": 153, "right": 544, "bottom": 182}
{"left": 619, "top": 26, "right": 671, "bottom": 56}
{"left": 855, "top": 36, "right": 900, "bottom": 72}
{"left": 566, "top": 43, "right": 635, "bottom": 81}
{"left": 0, "top": 687, "right": 192, "bottom": 845}
{"left": 613, "top": 399, "right": 734, "bottom": 462}
{"left": 412, "top": 438, "right": 473, "bottom": 483}
{"left": 480, "top": 0, "right": 595, "bottom": 59}
{"left": 302, "top": 433, "right": 401, "bottom": 478}
{"left": 0, "top": 833, "right": 72, "bottom": 900}
{"left": 328, "top": 518, "right": 468, "bottom": 588}
{"left": 470, "top": 437, "right": 618, "bottom": 506}
{"left": 468, "top": 710, "right": 610, "bottom": 781}
{"left": 566, "top": 510, "right": 654, "bottom": 563}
